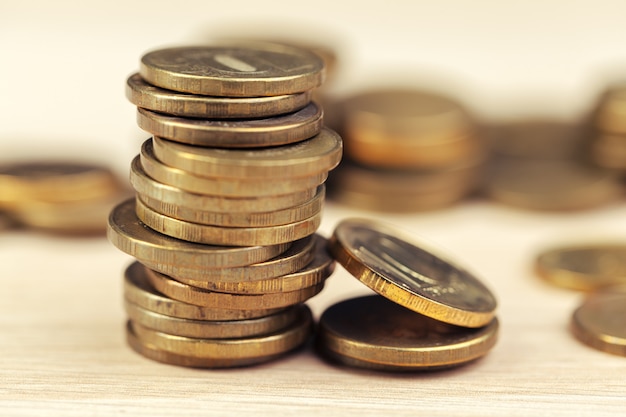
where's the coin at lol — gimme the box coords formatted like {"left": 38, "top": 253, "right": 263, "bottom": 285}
{"left": 151, "top": 127, "right": 342, "bottom": 179}
{"left": 126, "top": 73, "right": 312, "bottom": 119}
{"left": 485, "top": 158, "right": 623, "bottom": 211}
{"left": 571, "top": 286, "right": 626, "bottom": 356}
{"left": 138, "top": 184, "right": 324, "bottom": 227}
{"left": 535, "top": 244, "right": 626, "bottom": 291}
{"left": 124, "top": 299, "right": 302, "bottom": 339}
{"left": 135, "top": 196, "right": 321, "bottom": 246}
{"left": 339, "top": 89, "right": 482, "bottom": 169}
{"left": 126, "top": 304, "right": 312, "bottom": 368}
{"left": 594, "top": 83, "right": 626, "bottom": 135}
{"left": 590, "top": 134, "right": 626, "bottom": 170}
{"left": 137, "top": 103, "right": 322, "bottom": 148}
{"left": 140, "top": 140, "right": 328, "bottom": 197}
{"left": 107, "top": 199, "right": 289, "bottom": 269}
{"left": 139, "top": 44, "right": 324, "bottom": 97}
{"left": 123, "top": 262, "right": 284, "bottom": 320}
{"left": 328, "top": 218, "right": 497, "bottom": 328}
{"left": 144, "top": 267, "right": 324, "bottom": 310}
{"left": 129, "top": 156, "right": 317, "bottom": 213}
{"left": 178, "top": 235, "right": 335, "bottom": 294}
{"left": 0, "top": 162, "right": 121, "bottom": 206}
{"left": 317, "top": 295, "right": 499, "bottom": 371}
{"left": 142, "top": 234, "right": 317, "bottom": 283}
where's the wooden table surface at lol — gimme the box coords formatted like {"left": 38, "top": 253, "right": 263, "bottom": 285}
{"left": 2, "top": 199, "right": 626, "bottom": 416}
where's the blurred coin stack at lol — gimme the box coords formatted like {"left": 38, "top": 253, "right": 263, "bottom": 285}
{"left": 327, "top": 89, "right": 486, "bottom": 212}
{"left": 107, "top": 43, "right": 342, "bottom": 368}
{"left": 590, "top": 84, "right": 626, "bottom": 172}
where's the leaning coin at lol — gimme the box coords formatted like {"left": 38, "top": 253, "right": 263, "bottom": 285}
{"left": 107, "top": 199, "right": 289, "bottom": 268}
{"left": 594, "top": 83, "right": 626, "bottom": 134}
{"left": 571, "top": 285, "right": 626, "bottom": 356}
{"left": 129, "top": 156, "right": 317, "bottom": 213}
{"left": 135, "top": 197, "right": 321, "bottom": 246}
{"left": 138, "top": 185, "right": 324, "bottom": 227}
{"left": 179, "top": 235, "right": 335, "bottom": 294}
{"left": 123, "top": 262, "right": 285, "bottom": 320}
{"left": 137, "top": 102, "right": 322, "bottom": 147}
{"left": 536, "top": 244, "right": 626, "bottom": 291}
{"left": 317, "top": 295, "right": 499, "bottom": 371}
{"left": 328, "top": 218, "right": 497, "bottom": 328}
{"left": 142, "top": 234, "right": 317, "bottom": 283}
{"left": 124, "top": 299, "right": 302, "bottom": 339}
{"left": 139, "top": 43, "right": 324, "bottom": 97}
{"left": 126, "top": 73, "right": 312, "bottom": 119}
{"left": 144, "top": 267, "right": 324, "bottom": 310}
{"left": 151, "top": 127, "right": 342, "bottom": 179}
{"left": 140, "top": 140, "right": 328, "bottom": 197}
{"left": 126, "top": 304, "right": 312, "bottom": 368}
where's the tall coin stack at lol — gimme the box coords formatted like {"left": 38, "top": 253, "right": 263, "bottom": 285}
{"left": 107, "top": 43, "right": 342, "bottom": 368}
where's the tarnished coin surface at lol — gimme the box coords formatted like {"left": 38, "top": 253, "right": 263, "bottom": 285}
{"left": 126, "top": 73, "right": 312, "bottom": 119}
{"left": 137, "top": 102, "right": 322, "bottom": 147}
{"left": 139, "top": 44, "right": 325, "bottom": 97}
{"left": 107, "top": 199, "right": 289, "bottom": 269}
{"left": 151, "top": 127, "right": 342, "bottom": 179}
{"left": 536, "top": 244, "right": 626, "bottom": 291}
{"left": 123, "top": 262, "right": 285, "bottom": 320}
{"left": 317, "top": 295, "right": 499, "bottom": 371}
{"left": 126, "top": 304, "right": 312, "bottom": 368}
{"left": 328, "top": 218, "right": 497, "bottom": 328}
{"left": 571, "top": 286, "right": 626, "bottom": 356}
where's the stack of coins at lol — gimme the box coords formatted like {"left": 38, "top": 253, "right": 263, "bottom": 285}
{"left": 318, "top": 218, "right": 499, "bottom": 371}
{"left": 107, "top": 43, "right": 342, "bottom": 368}
{"left": 0, "top": 162, "right": 127, "bottom": 235}
{"left": 589, "top": 84, "right": 626, "bottom": 171}
{"left": 327, "top": 89, "right": 486, "bottom": 212}
{"left": 483, "top": 119, "right": 623, "bottom": 210}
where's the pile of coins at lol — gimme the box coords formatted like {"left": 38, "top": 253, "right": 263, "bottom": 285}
{"left": 318, "top": 218, "right": 499, "bottom": 371}
{"left": 535, "top": 244, "right": 626, "bottom": 356}
{"left": 590, "top": 84, "right": 626, "bottom": 172}
{"left": 483, "top": 120, "right": 623, "bottom": 211}
{"left": 0, "top": 162, "right": 127, "bottom": 235}
{"left": 326, "top": 90, "right": 486, "bottom": 212}
{"left": 107, "top": 43, "right": 342, "bottom": 367}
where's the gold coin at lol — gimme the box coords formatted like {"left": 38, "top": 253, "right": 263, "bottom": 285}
{"left": 590, "top": 134, "right": 626, "bottom": 170}
{"left": 135, "top": 196, "right": 321, "bottom": 246}
{"left": 126, "top": 304, "right": 312, "bottom": 368}
{"left": 340, "top": 89, "right": 482, "bottom": 169}
{"left": 571, "top": 286, "right": 626, "bottom": 356}
{"left": 107, "top": 199, "right": 289, "bottom": 269}
{"left": 129, "top": 156, "right": 317, "bottom": 213}
{"left": 140, "top": 140, "right": 328, "bottom": 197}
{"left": 137, "top": 103, "right": 322, "bottom": 148}
{"left": 124, "top": 299, "right": 302, "bottom": 339}
{"left": 594, "top": 83, "right": 626, "bottom": 134}
{"left": 328, "top": 218, "right": 497, "bottom": 328}
{"left": 126, "top": 73, "right": 312, "bottom": 119}
{"left": 151, "top": 127, "right": 342, "bottom": 179}
{"left": 327, "top": 159, "right": 483, "bottom": 212}
{"left": 179, "top": 235, "right": 335, "bottom": 294}
{"left": 535, "top": 244, "right": 626, "bottom": 291}
{"left": 142, "top": 234, "right": 317, "bottom": 283}
{"left": 138, "top": 185, "right": 324, "bottom": 227}
{"left": 144, "top": 267, "right": 324, "bottom": 310}
{"left": 317, "top": 295, "right": 499, "bottom": 371}
{"left": 0, "top": 162, "right": 121, "bottom": 206}
{"left": 139, "top": 44, "right": 324, "bottom": 97}
{"left": 123, "top": 262, "right": 284, "bottom": 320}
{"left": 485, "top": 159, "right": 623, "bottom": 211}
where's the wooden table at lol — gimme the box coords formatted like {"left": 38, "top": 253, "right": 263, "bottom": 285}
{"left": 2, "top": 199, "right": 625, "bottom": 416}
